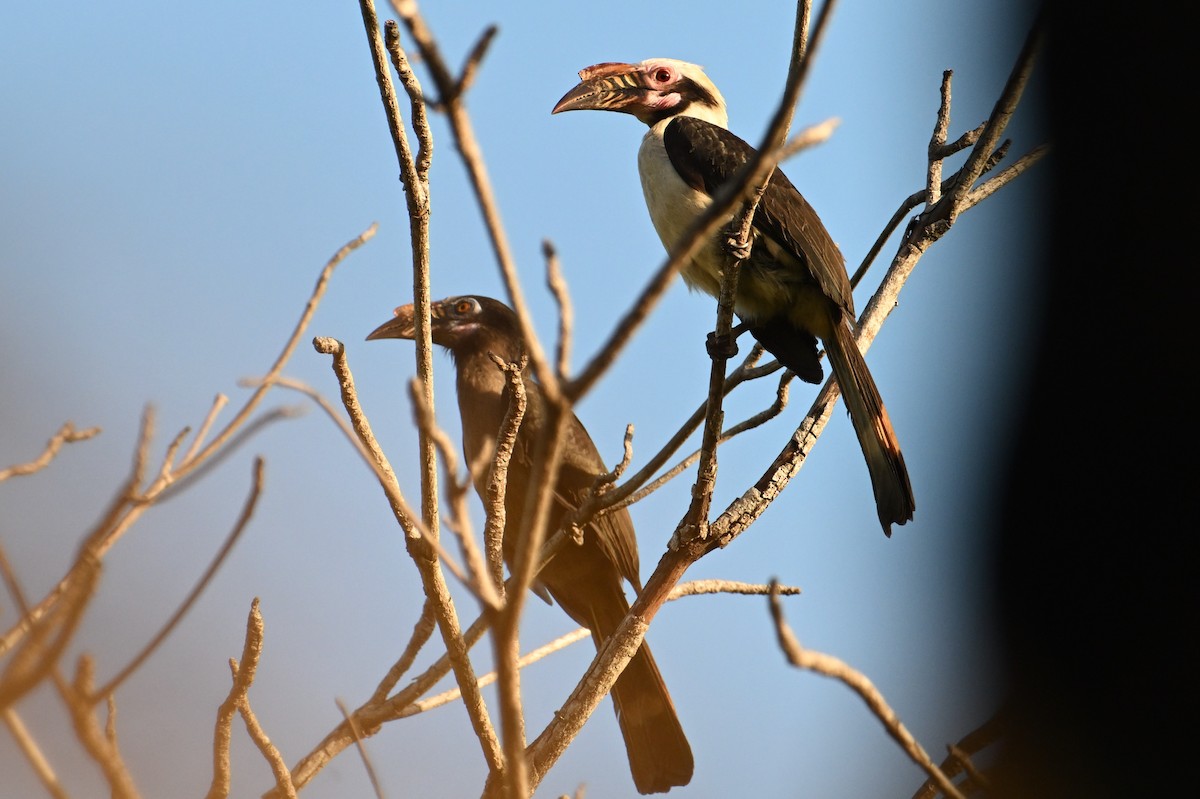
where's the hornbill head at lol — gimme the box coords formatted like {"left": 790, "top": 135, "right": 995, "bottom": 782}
{"left": 551, "top": 58, "right": 728, "bottom": 127}
{"left": 365, "top": 295, "right": 524, "bottom": 363}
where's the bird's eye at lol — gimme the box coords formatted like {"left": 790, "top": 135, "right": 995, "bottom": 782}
{"left": 652, "top": 67, "right": 673, "bottom": 84}
{"left": 453, "top": 298, "right": 479, "bottom": 315}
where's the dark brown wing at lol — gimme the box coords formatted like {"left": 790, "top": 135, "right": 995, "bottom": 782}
{"left": 506, "top": 386, "right": 641, "bottom": 596}
{"left": 663, "top": 116, "right": 854, "bottom": 317}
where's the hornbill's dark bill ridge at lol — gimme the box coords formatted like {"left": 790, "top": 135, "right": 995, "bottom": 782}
{"left": 551, "top": 58, "right": 915, "bottom": 535}
{"left": 367, "top": 295, "right": 693, "bottom": 794}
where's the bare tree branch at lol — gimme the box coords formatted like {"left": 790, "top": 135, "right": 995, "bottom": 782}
{"left": 542, "top": 239, "right": 574, "bottom": 381}
{"left": 482, "top": 354, "right": 531, "bottom": 601}
{"left": 705, "top": 10, "right": 1047, "bottom": 552}
{"left": 767, "top": 582, "right": 964, "bottom": 799}
{"left": 238, "top": 688, "right": 295, "bottom": 799}
{"left": 911, "top": 707, "right": 1007, "bottom": 799}
{"left": 0, "top": 422, "right": 101, "bottom": 482}
{"left": 2, "top": 707, "right": 70, "bottom": 799}
{"left": 371, "top": 597, "right": 437, "bottom": 705}
{"left": 0, "top": 226, "right": 374, "bottom": 661}
{"left": 680, "top": 0, "right": 829, "bottom": 541}
{"left": 337, "top": 697, "right": 387, "bottom": 799}
{"left": 61, "top": 657, "right": 139, "bottom": 799}
{"left": 207, "top": 598, "right": 265, "bottom": 799}
{"left": 90, "top": 457, "right": 266, "bottom": 702}
{"left": 309, "top": 335, "right": 502, "bottom": 775}
{"left": 409, "top": 375, "right": 504, "bottom": 610}
{"left": 390, "top": 0, "right": 562, "bottom": 409}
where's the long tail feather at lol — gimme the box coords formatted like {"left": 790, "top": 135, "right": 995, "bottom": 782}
{"left": 824, "top": 320, "right": 915, "bottom": 535}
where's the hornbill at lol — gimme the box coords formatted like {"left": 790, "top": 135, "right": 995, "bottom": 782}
{"left": 552, "top": 58, "right": 915, "bottom": 535}
{"left": 366, "top": 295, "right": 693, "bottom": 794}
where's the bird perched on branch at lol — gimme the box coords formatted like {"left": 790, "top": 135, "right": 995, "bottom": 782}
{"left": 552, "top": 58, "right": 915, "bottom": 535}
{"left": 366, "top": 295, "right": 692, "bottom": 794}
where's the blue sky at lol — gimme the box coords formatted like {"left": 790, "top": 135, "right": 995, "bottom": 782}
{"left": 2, "top": 2, "right": 1049, "bottom": 797}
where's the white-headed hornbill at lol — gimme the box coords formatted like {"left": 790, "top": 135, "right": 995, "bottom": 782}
{"left": 552, "top": 58, "right": 914, "bottom": 535}
{"left": 366, "top": 295, "right": 693, "bottom": 794}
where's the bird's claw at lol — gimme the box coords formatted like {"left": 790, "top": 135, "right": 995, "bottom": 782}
{"left": 706, "top": 330, "right": 739, "bottom": 361}
{"left": 725, "top": 235, "right": 753, "bottom": 261}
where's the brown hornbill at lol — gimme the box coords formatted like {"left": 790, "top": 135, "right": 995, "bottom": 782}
{"left": 366, "top": 295, "right": 693, "bottom": 794}
{"left": 552, "top": 58, "right": 915, "bottom": 535}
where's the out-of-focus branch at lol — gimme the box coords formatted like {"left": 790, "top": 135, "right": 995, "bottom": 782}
{"left": 177, "top": 227, "right": 378, "bottom": 483}
{"left": 0, "top": 549, "right": 100, "bottom": 713}
{"left": 89, "top": 457, "right": 266, "bottom": 702}
{"left": 0, "top": 227, "right": 375, "bottom": 662}
{"left": 181, "top": 394, "right": 230, "bottom": 464}
{"left": 0, "top": 422, "right": 101, "bottom": 482}
{"left": 337, "top": 698, "right": 387, "bottom": 799}
{"left": 541, "top": 240, "right": 574, "bottom": 381}
{"left": 767, "top": 583, "right": 964, "bottom": 799}
{"left": 911, "top": 708, "right": 1007, "bottom": 799}
{"left": 60, "top": 657, "right": 139, "bottom": 799}
{"left": 3, "top": 707, "right": 69, "bottom": 799}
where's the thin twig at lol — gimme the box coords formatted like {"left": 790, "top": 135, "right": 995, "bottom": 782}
{"left": 2, "top": 708, "right": 70, "bottom": 799}
{"left": 409, "top": 377, "right": 503, "bottom": 609}
{"left": 920, "top": 6, "right": 1045, "bottom": 231}
{"left": 767, "top": 583, "right": 964, "bottom": 799}
{"left": 616, "top": 371, "right": 792, "bottom": 511}
{"left": 207, "top": 598, "right": 265, "bottom": 799}
{"left": 542, "top": 239, "right": 573, "bottom": 381}
{"left": 0, "top": 422, "right": 101, "bottom": 482}
{"left": 483, "top": 354, "right": 530, "bottom": 601}
{"left": 177, "top": 225, "right": 377, "bottom": 479}
{"left": 371, "top": 597, "right": 437, "bottom": 704}
{"left": 238, "top": 690, "right": 296, "bottom": 799}
{"left": 911, "top": 707, "right": 1007, "bottom": 799}
{"left": 181, "top": 394, "right": 229, "bottom": 464}
{"left": 400, "top": 628, "right": 591, "bottom": 718}
{"left": 59, "top": 658, "right": 139, "bottom": 799}
{"left": 90, "top": 457, "right": 266, "bottom": 702}
{"left": 338, "top": 698, "right": 387, "bottom": 799}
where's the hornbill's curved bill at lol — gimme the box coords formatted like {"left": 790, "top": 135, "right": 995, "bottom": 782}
{"left": 367, "top": 295, "right": 693, "bottom": 794}
{"left": 552, "top": 58, "right": 915, "bottom": 535}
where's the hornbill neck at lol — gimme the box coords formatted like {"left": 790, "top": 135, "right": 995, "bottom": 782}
{"left": 658, "top": 94, "right": 728, "bottom": 130}
{"left": 449, "top": 333, "right": 527, "bottom": 398}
